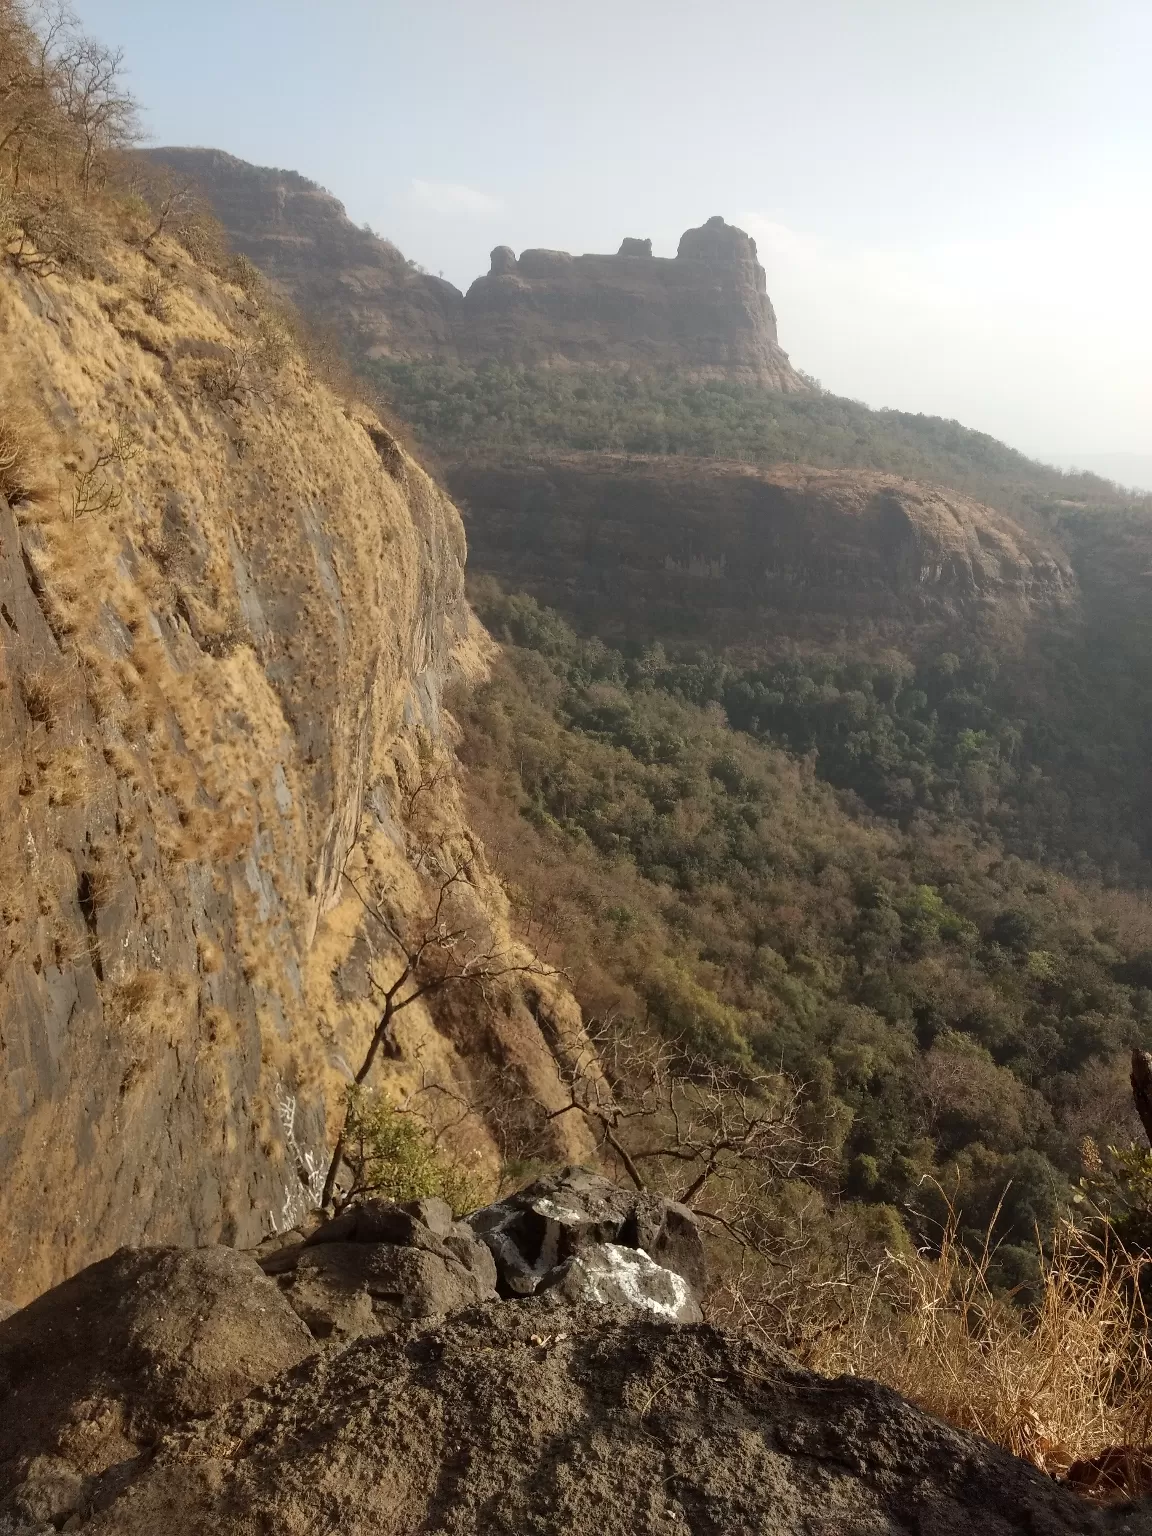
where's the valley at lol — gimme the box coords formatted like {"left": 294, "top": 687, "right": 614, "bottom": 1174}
{"left": 3, "top": 8, "right": 1152, "bottom": 1519}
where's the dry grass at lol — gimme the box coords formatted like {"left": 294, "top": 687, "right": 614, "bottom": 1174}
{"left": 19, "top": 665, "right": 68, "bottom": 727}
{"left": 719, "top": 1209, "right": 1152, "bottom": 1488}
{"left": 0, "top": 392, "right": 48, "bottom": 506}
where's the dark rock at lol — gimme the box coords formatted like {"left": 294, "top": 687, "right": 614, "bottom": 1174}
{"left": 0, "top": 1246, "right": 314, "bottom": 1501}
{"left": 617, "top": 237, "right": 653, "bottom": 257}
{"left": 78, "top": 1301, "right": 1130, "bottom": 1535}
{"left": 468, "top": 1166, "right": 708, "bottom": 1298}
{"left": 259, "top": 1198, "right": 499, "bottom": 1339}
{"left": 537, "top": 1242, "right": 703, "bottom": 1322}
{"left": 270, "top": 1241, "right": 496, "bottom": 1341}
{"left": 489, "top": 244, "right": 518, "bottom": 276}
{"left": 303, "top": 1195, "right": 456, "bottom": 1247}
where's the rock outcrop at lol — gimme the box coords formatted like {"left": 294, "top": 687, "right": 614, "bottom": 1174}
{"left": 140, "top": 147, "right": 462, "bottom": 359}
{"left": 0, "top": 1236, "right": 1138, "bottom": 1535}
{"left": 0, "top": 203, "right": 593, "bottom": 1303}
{"left": 450, "top": 454, "right": 1078, "bottom": 652}
{"left": 469, "top": 1166, "right": 708, "bottom": 1301}
{"left": 0, "top": 1180, "right": 1138, "bottom": 1534}
{"left": 454, "top": 217, "right": 802, "bottom": 384}
{"left": 0, "top": 1246, "right": 313, "bottom": 1523}
{"left": 142, "top": 150, "right": 804, "bottom": 386}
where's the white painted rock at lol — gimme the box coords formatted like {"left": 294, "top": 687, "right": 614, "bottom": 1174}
{"left": 538, "top": 1242, "right": 703, "bottom": 1322}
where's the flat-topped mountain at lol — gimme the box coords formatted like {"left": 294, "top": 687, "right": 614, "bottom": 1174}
{"left": 143, "top": 149, "right": 803, "bottom": 385}
{"left": 459, "top": 219, "right": 800, "bottom": 383}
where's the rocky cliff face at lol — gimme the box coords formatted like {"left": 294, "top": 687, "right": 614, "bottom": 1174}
{"left": 142, "top": 150, "right": 803, "bottom": 386}
{"left": 449, "top": 454, "right": 1078, "bottom": 652}
{"left": 0, "top": 216, "right": 592, "bottom": 1304}
{"left": 140, "top": 148, "right": 463, "bottom": 359}
{"left": 455, "top": 219, "right": 802, "bottom": 384}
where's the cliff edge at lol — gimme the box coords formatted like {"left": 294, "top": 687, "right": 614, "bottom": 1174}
{"left": 0, "top": 204, "right": 592, "bottom": 1303}
{"left": 142, "top": 150, "right": 804, "bottom": 386}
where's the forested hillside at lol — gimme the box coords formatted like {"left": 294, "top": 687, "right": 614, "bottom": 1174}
{"left": 373, "top": 358, "right": 1152, "bottom": 1284}
{"left": 373, "top": 359, "right": 1145, "bottom": 524}
{"left": 456, "top": 584, "right": 1152, "bottom": 1283}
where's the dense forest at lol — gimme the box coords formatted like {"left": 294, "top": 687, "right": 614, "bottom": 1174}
{"left": 368, "top": 353, "right": 1152, "bottom": 1292}
{"left": 372, "top": 358, "right": 1144, "bottom": 525}
{"left": 456, "top": 583, "right": 1152, "bottom": 1285}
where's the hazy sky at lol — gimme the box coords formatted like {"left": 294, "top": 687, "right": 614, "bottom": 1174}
{"left": 72, "top": 0, "right": 1152, "bottom": 467}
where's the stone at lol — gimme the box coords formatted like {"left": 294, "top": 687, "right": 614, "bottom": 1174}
{"left": 77, "top": 1301, "right": 1125, "bottom": 1535}
{"left": 537, "top": 1242, "right": 703, "bottom": 1322}
{"left": 468, "top": 1166, "right": 708, "bottom": 1298}
{"left": 270, "top": 1240, "right": 496, "bottom": 1341}
{"left": 489, "top": 244, "right": 517, "bottom": 276}
{"left": 302, "top": 1195, "right": 453, "bottom": 1248}
{"left": 617, "top": 237, "right": 652, "bottom": 257}
{"left": 0, "top": 1246, "right": 314, "bottom": 1502}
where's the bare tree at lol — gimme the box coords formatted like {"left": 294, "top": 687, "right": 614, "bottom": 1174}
{"left": 543, "top": 1019, "right": 827, "bottom": 1249}
{"left": 319, "top": 860, "right": 555, "bottom": 1210}
{"left": 53, "top": 27, "right": 136, "bottom": 193}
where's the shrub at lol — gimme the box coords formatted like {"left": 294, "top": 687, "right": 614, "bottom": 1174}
{"left": 720, "top": 1205, "right": 1152, "bottom": 1486}
{"left": 0, "top": 394, "right": 45, "bottom": 506}
{"left": 339, "top": 1087, "right": 483, "bottom": 1215}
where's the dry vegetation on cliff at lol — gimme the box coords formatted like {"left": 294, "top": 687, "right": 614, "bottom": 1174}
{"left": 0, "top": 0, "right": 592, "bottom": 1302}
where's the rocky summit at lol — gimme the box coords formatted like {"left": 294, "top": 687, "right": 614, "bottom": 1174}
{"left": 142, "top": 149, "right": 803, "bottom": 385}
{"left": 1, "top": 1170, "right": 1143, "bottom": 1535}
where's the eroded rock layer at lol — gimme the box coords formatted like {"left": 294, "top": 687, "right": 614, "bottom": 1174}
{"left": 142, "top": 150, "right": 803, "bottom": 385}
{"left": 449, "top": 454, "right": 1077, "bottom": 652}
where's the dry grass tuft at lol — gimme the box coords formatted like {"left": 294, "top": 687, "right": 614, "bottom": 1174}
{"left": 0, "top": 393, "right": 49, "bottom": 507}
{"left": 19, "top": 665, "right": 68, "bottom": 727}
{"left": 38, "top": 745, "right": 94, "bottom": 807}
{"left": 721, "top": 1208, "right": 1152, "bottom": 1489}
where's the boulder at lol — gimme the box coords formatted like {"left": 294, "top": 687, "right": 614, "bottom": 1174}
{"left": 77, "top": 1302, "right": 1128, "bottom": 1535}
{"left": 617, "top": 237, "right": 653, "bottom": 257}
{"left": 0, "top": 1246, "right": 314, "bottom": 1506}
{"left": 489, "top": 244, "right": 518, "bottom": 276}
{"left": 537, "top": 1242, "right": 702, "bottom": 1322}
{"left": 467, "top": 1166, "right": 708, "bottom": 1298}
{"left": 260, "top": 1198, "right": 498, "bottom": 1339}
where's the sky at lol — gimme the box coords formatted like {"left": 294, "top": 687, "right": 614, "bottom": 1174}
{"left": 71, "top": 0, "right": 1152, "bottom": 477}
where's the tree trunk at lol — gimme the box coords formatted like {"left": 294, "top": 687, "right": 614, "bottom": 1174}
{"left": 1130, "top": 1049, "right": 1152, "bottom": 1148}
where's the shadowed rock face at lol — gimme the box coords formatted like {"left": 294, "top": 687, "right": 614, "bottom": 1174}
{"left": 449, "top": 454, "right": 1078, "bottom": 653}
{"left": 141, "top": 151, "right": 803, "bottom": 385}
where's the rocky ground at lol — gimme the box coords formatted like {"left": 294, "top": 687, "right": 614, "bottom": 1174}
{"left": 0, "top": 1170, "right": 1146, "bottom": 1534}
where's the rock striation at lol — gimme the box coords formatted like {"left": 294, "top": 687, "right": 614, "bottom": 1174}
{"left": 142, "top": 150, "right": 803, "bottom": 386}
{"left": 450, "top": 454, "right": 1078, "bottom": 653}
{"left": 0, "top": 198, "right": 593, "bottom": 1304}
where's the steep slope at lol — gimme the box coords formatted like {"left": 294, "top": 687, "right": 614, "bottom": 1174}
{"left": 0, "top": 215, "right": 592, "bottom": 1304}
{"left": 143, "top": 150, "right": 803, "bottom": 385}
{"left": 140, "top": 147, "right": 463, "bottom": 359}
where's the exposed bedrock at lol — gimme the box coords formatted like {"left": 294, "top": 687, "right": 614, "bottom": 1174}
{"left": 449, "top": 454, "right": 1078, "bottom": 652}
